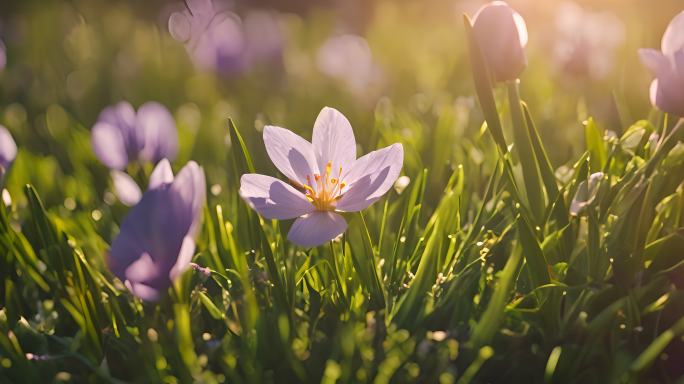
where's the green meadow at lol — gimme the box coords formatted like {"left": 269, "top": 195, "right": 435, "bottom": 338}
{"left": 1, "top": 0, "right": 684, "bottom": 382}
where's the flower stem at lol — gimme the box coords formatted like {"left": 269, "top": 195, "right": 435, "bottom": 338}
{"left": 507, "top": 80, "right": 545, "bottom": 223}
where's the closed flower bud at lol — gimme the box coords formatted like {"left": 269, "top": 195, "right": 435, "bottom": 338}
{"left": 472, "top": 1, "right": 528, "bottom": 82}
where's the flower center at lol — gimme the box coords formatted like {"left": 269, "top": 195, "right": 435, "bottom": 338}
{"left": 300, "top": 161, "right": 345, "bottom": 211}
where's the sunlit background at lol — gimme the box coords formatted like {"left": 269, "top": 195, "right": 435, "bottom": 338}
{"left": 0, "top": 1, "right": 679, "bottom": 148}
{"left": 0, "top": 0, "right": 680, "bottom": 231}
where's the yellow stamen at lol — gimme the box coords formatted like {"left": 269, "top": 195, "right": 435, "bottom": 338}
{"left": 302, "top": 184, "right": 316, "bottom": 196}
{"left": 294, "top": 160, "right": 348, "bottom": 211}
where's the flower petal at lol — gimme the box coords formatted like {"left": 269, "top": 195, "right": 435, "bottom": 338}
{"left": 149, "top": 159, "right": 175, "bottom": 190}
{"left": 98, "top": 101, "right": 137, "bottom": 131}
{"left": 125, "top": 280, "right": 162, "bottom": 302}
{"left": 111, "top": 171, "right": 142, "bottom": 206}
{"left": 312, "top": 107, "right": 357, "bottom": 174}
{"left": 652, "top": 77, "right": 684, "bottom": 117}
{"left": 98, "top": 102, "right": 140, "bottom": 155}
{"left": 512, "top": 9, "right": 528, "bottom": 47}
{"left": 673, "top": 49, "right": 684, "bottom": 79}
{"left": 639, "top": 48, "right": 684, "bottom": 116}
{"left": 186, "top": 0, "right": 213, "bottom": 17}
{"left": 570, "top": 172, "right": 604, "bottom": 216}
{"left": 472, "top": 1, "right": 528, "bottom": 82}
{"left": 107, "top": 161, "right": 204, "bottom": 302}
{"left": 92, "top": 122, "right": 129, "bottom": 170}
{"left": 336, "top": 143, "right": 403, "bottom": 212}
{"left": 662, "top": 11, "right": 684, "bottom": 56}
{"left": 287, "top": 211, "right": 347, "bottom": 247}
{"left": 0, "top": 125, "right": 17, "bottom": 169}
{"left": 125, "top": 252, "right": 162, "bottom": 284}
{"left": 169, "top": 11, "right": 192, "bottom": 42}
{"left": 137, "top": 102, "right": 179, "bottom": 164}
{"left": 263, "top": 125, "right": 318, "bottom": 186}
{"left": 638, "top": 48, "right": 669, "bottom": 77}
{"left": 239, "top": 173, "right": 314, "bottom": 219}
{"left": 169, "top": 236, "right": 196, "bottom": 281}
{"left": 649, "top": 79, "right": 659, "bottom": 109}
{"left": 108, "top": 188, "right": 190, "bottom": 284}
{"left": 170, "top": 161, "right": 206, "bottom": 236}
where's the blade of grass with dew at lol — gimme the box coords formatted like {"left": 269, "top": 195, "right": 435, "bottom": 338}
{"left": 469, "top": 238, "right": 522, "bottom": 348}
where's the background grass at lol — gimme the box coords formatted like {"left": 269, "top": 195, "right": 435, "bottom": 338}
{"left": 1, "top": 0, "right": 684, "bottom": 382}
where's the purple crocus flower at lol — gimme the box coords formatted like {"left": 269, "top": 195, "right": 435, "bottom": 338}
{"left": 0, "top": 125, "right": 17, "bottom": 183}
{"left": 169, "top": 0, "right": 245, "bottom": 73}
{"left": 471, "top": 1, "right": 528, "bottom": 82}
{"left": 91, "top": 101, "right": 178, "bottom": 170}
{"left": 168, "top": 0, "right": 283, "bottom": 74}
{"left": 316, "top": 34, "right": 379, "bottom": 94}
{"left": 240, "top": 107, "right": 404, "bottom": 247}
{"left": 107, "top": 159, "right": 206, "bottom": 301}
{"left": 639, "top": 11, "right": 684, "bottom": 117}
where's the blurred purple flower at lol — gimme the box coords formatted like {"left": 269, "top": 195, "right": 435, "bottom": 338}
{"left": 107, "top": 159, "right": 206, "bottom": 301}
{"left": 168, "top": 0, "right": 282, "bottom": 74}
{"left": 242, "top": 11, "right": 284, "bottom": 66}
{"left": 316, "top": 34, "right": 379, "bottom": 94}
{"left": 471, "top": 1, "right": 528, "bottom": 82}
{"left": 240, "top": 107, "right": 403, "bottom": 247}
{"left": 552, "top": 2, "right": 624, "bottom": 80}
{"left": 111, "top": 170, "right": 143, "bottom": 206}
{"left": 91, "top": 101, "right": 178, "bottom": 170}
{"left": 639, "top": 11, "right": 684, "bottom": 116}
{"left": 0, "top": 125, "right": 17, "bottom": 183}
{"left": 111, "top": 157, "right": 181, "bottom": 206}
